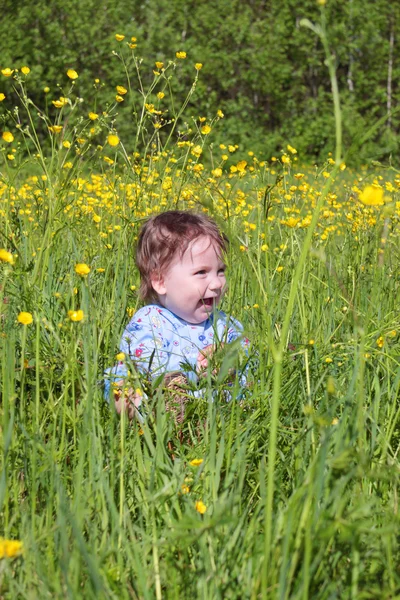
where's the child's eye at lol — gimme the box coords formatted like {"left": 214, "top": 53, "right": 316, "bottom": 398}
{"left": 195, "top": 270, "right": 206, "bottom": 275}
{"left": 218, "top": 268, "right": 226, "bottom": 275}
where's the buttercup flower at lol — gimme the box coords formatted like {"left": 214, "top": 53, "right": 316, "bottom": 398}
{"left": 176, "top": 51, "right": 187, "bottom": 59}
{"left": 116, "top": 85, "right": 127, "bottom": 95}
{"left": 88, "top": 112, "right": 99, "bottom": 120}
{"left": 75, "top": 263, "right": 90, "bottom": 276}
{"left": 1, "top": 68, "right": 14, "bottom": 77}
{"left": 0, "top": 538, "right": 23, "bottom": 558}
{"left": 2, "top": 131, "right": 14, "bottom": 143}
{"left": 195, "top": 501, "right": 207, "bottom": 514}
{"left": 68, "top": 310, "right": 84, "bottom": 322}
{"left": 189, "top": 458, "right": 203, "bottom": 467}
{"left": 67, "top": 69, "right": 78, "bottom": 80}
{"left": 49, "top": 125, "right": 63, "bottom": 134}
{"left": 52, "top": 97, "right": 68, "bottom": 109}
{"left": 107, "top": 134, "right": 120, "bottom": 147}
{"left": 195, "top": 63, "right": 203, "bottom": 70}
{"left": 358, "top": 185, "right": 384, "bottom": 206}
{"left": 17, "top": 312, "right": 33, "bottom": 325}
{"left": 155, "top": 61, "right": 164, "bottom": 69}
{"left": 0, "top": 93, "right": 5, "bottom": 101}
{"left": 115, "top": 34, "right": 125, "bottom": 41}
{"left": 21, "top": 66, "right": 30, "bottom": 75}
{"left": 0, "top": 249, "right": 14, "bottom": 264}
{"left": 201, "top": 125, "right": 211, "bottom": 135}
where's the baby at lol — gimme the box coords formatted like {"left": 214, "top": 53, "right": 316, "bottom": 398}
{"left": 104, "top": 210, "right": 248, "bottom": 419}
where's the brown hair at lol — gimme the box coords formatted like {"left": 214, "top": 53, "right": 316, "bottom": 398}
{"left": 136, "top": 211, "right": 228, "bottom": 302}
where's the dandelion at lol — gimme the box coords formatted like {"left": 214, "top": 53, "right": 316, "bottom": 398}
{"left": 66, "top": 69, "right": 78, "bottom": 80}
{"left": 116, "top": 85, "right": 127, "bottom": 95}
{"left": 176, "top": 51, "right": 187, "bottom": 59}
{"left": 74, "top": 263, "right": 90, "bottom": 276}
{"left": 1, "top": 68, "right": 14, "bottom": 77}
{"left": 21, "top": 66, "right": 30, "bottom": 75}
{"left": 195, "top": 501, "right": 207, "bottom": 514}
{"left": 115, "top": 34, "right": 125, "bottom": 41}
{"left": 0, "top": 538, "right": 23, "bottom": 559}
{"left": 107, "top": 134, "right": 120, "bottom": 147}
{"left": 358, "top": 185, "right": 384, "bottom": 206}
{"left": 2, "top": 131, "right": 14, "bottom": 143}
{"left": 88, "top": 112, "right": 98, "bottom": 121}
{"left": 17, "top": 312, "right": 33, "bottom": 325}
{"left": 0, "top": 249, "right": 14, "bottom": 264}
{"left": 189, "top": 458, "right": 203, "bottom": 467}
{"left": 201, "top": 125, "right": 211, "bottom": 135}
{"left": 68, "top": 309, "right": 84, "bottom": 322}
{"left": 0, "top": 93, "right": 5, "bottom": 101}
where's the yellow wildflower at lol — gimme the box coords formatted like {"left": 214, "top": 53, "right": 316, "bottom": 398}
{"left": 1, "top": 68, "right": 14, "bottom": 77}
{"left": 116, "top": 85, "right": 127, "bottom": 95}
{"left": 155, "top": 61, "right": 164, "bottom": 69}
{"left": 74, "top": 263, "right": 90, "bottom": 276}
{"left": 21, "top": 66, "right": 30, "bottom": 75}
{"left": 212, "top": 167, "right": 222, "bottom": 178}
{"left": 88, "top": 112, "right": 99, "bottom": 120}
{"left": 17, "top": 312, "right": 33, "bottom": 325}
{"left": 195, "top": 63, "right": 203, "bottom": 70}
{"left": 0, "top": 538, "right": 23, "bottom": 558}
{"left": 2, "top": 131, "right": 14, "bottom": 143}
{"left": 0, "top": 249, "right": 14, "bottom": 265}
{"left": 107, "top": 134, "right": 120, "bottom": 147}
{"left": 287, "top": 144, "right": 297, "bottom": 154}
{"left": 52, "top": 97, "right": 68, "bottom": 108}
{"left": 115, "top": 95, "right": 124, "bottom": 102}
{"left": 68, "top": 310, "right": 84, "bottom": 322}
{"left": 181, "top": 484, "right": 190, "bottom": 494}
{"left": 201, "top": 124, "right": 211, "bottom": 135}
{"left": 66, "top": 69, "right": 78, "bottom": 80}
{"left": 358, "top": 185, "right": 384, "bottom": 206}
{"left": 116, "top": 352, "right": 125, "bottom": 361}
{"left": 376, "top": 336, "right": 384, "bottom": 348}
{"left": 0, "top": 93, "right": 5, "bottom": 101}
{"left": 115, "top": 34, "right": 125, "bottom": 41}
{"left": 217, "top": 109, "right": 224, "bottom": 118}
{"left": 176, "top": 51, "right": 187, "bottom": 59}
{"left": 157, "top": 91, "right": 165, "bottom": 99}
{"left": 189, "top": 458, "right": 203, "bottom": 467}
{"left": 195, "top": 501, "right": 207, "bottom": 514}
{"left": 49, "top": 125, "right": 63, "bottom": 134}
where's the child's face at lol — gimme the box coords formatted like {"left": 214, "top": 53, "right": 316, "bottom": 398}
{"left": 151, "top": 235, "right": 227, "bottom": 324}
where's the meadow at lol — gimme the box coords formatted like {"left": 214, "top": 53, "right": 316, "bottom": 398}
{"left": 1, "top": 33, "right": 400, "bottom": 600}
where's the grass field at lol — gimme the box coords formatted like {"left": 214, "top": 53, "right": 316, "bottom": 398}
{"left": 1, "top": 53, "right": 400, "bottom": 599}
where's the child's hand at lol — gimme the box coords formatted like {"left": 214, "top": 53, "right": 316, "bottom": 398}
{"left": 113, "top": 381, "right": 142, "bottom": 420}
{"left": 197, "top": 344, "right": 224, "bottom": 376}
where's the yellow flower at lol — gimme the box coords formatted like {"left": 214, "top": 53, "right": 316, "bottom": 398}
{"left": 107, "top": 134, "right": 120, "bottom": 147}
{"left": 181, "top": 484, "right": 190, "bottom": 494}
{"left": 7, "top": 154, "right": 14, "bottom": 160}
{"left": 116, "top": 352, "right": 125, "bottom": 361}
{"left": 358, "top": 185, "right": 384, "bottom": 206}
{"left": 281, "top": 154, "right": 290, "bottom": 164}
{"left": 2, "top": 131, "right": 14, "bottom": 143}
{"left": 176, "top": 51, "right": 187, "bottom": 59}
{"left": 63, "top": 140, "right": 71, "bottom": 148}
{"left": 201, "top": 125, "right": 211, "bottom": 135}
{"left": 115, "top": 34, "right": 125, "bottom": 41}
{"left": 115, "top": 95, "right": 124, "bottom": 102}
{"left": 0, "top": 93, "right": 5, "bottom": 101}
{"left": 287, "top": 144, "right": 297, "bottom": 154}
{"left": 43, "top": 86, "right": 50, "bottom": 93}
{"left": 0, "top": 249, "right": 14, "bottom": 264}
{"left": 155, "top": 61, "right": 164, "bottom": 69}
{"left": 212, "top": 167, "right": 222, "bottom": 178}
{"left": 376, "top": 336, "right": 384, "bottom": 348}
{"left": 52, "top": 97, "right": 68, "bottom": 108}
{"left": 93, "top": 214, "right": 101, "bottom": 223}
{"left": 21, "top": 66, "right": 30, "bottom": 75}
{"left": 88, "top": 112, "right": 99, "bottom": 120}
{"left": 189, "top": 458, "right": 203, "bottom": 467}
{"left": 195, "top": 63, "right": 203, "bottom": 70}
{"left": 157, "top": 91, "right": 165, "bottom": 100}
{"left": 17, "top": 312, "right": 33, "bottom": 325}
{"left": 74, "top": 263, "right": 90, "bottom": 276}
{"left": 49, "top": 125, "right": 63, "bottom": 134}
{"left": 0, "top": 538, "right": 23, "bottom": 558}
{"left": 66, "top": 69, "right": 78, "bottom": 80}
{"left": 217, "top": 109, "right": 224, "bottom": 118}
{"left": 325, "top": 357, "right": 333, "bottom": 364}
{"left": 195, "top": 500, "right": 207, "bottom": 515}
{"left": 1, "top": 68, "right": 14, "bottom": 77}
{"left": 116, "top": 85, "right": 128, "bottom": 95}
{"left": 68, "top": 309, "right": 84, "bottom": 322}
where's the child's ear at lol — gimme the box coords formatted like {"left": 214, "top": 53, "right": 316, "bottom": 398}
{"left": 150, "top": 272, "right": 166, "bottom": 296}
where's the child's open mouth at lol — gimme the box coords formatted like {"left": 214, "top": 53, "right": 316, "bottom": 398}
{"left": 200, "top": 297, "right": 215, "bottom": 308}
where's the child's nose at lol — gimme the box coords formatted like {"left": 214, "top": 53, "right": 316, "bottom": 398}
{"left": 209, "top": 274, "right": 224, "bottom": 290}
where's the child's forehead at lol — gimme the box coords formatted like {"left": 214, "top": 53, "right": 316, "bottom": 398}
{"left": 178, "top": 235, "right": 223, "bottom": 263}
